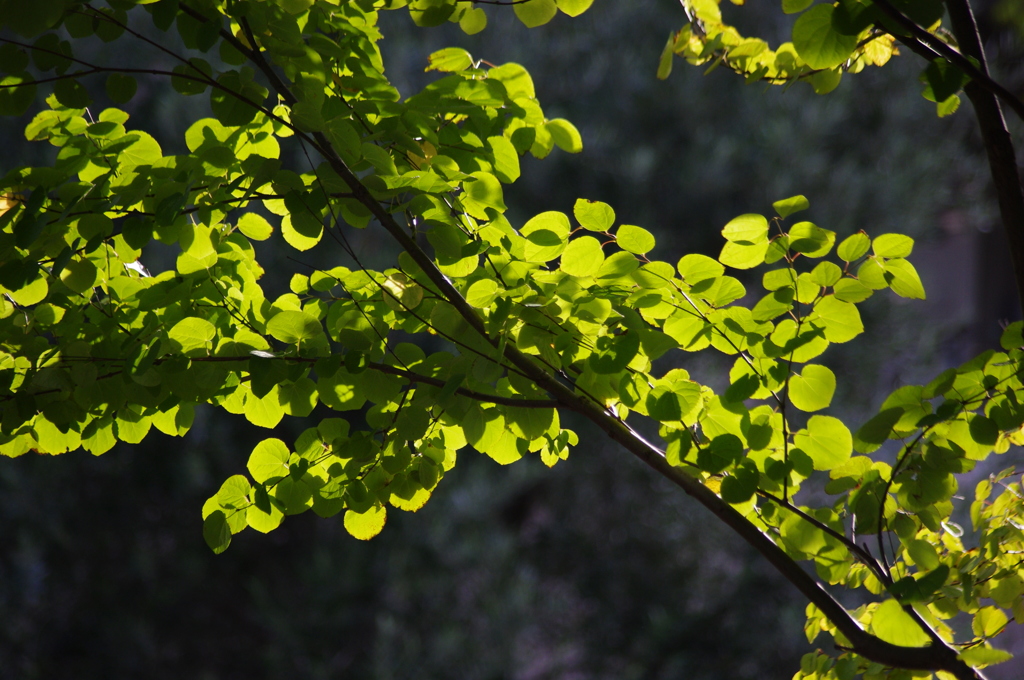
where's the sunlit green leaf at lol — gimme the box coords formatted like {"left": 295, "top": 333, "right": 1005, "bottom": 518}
{"left": 789, "top": 364, "right": 836, "bottom": 412}
{"left": 560, "top": 235, "right": 605, "bottom": 277}
{"left": 792, "top": 4, "right": 858, "bottom": 70}
{"left": 870, "top": 600, "right": 930, "bottom": 647}
{"left": 616, "top": 224, "right": 655, "bottom": 254}
{"left": 794, "top": 415, "right": 851, "bottom": 471}
{"left": 514, "top": 0, "right": 558, "bottom": 28}
{"left": 772, "top": 195, "right": 809, "bottom": 218}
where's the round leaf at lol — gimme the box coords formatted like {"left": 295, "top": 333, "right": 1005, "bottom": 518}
{"left": 837, "top": 232, "right": 871, "bottom": 261}
{"left": 789, "top": 364, "right": 836, "bottom": 412}
{"left": 794, "top": 415, "right": 852, "bottom": 471}
{"left": 722, "top": 213, "right": 768, "bottom": 244}
{"left": 560, "top": 235, "right": 605, "bottom": 277}
{"left": 556, "top": 0, "right": 594, "bottom": 15}
{"left": 873, "top": 233, "right": 914, "bottom": 258}
{"left": 772, "top": 195, "right": 809, "bottom": 218}
{"left": 466, "top": 279, "right": 499, "bottom": 308}
{"left": 514, "top": 0, "right": 558, "bottom": 28}
{"left": 168, "top": 316, "right": 216, "bottom": 353}
{"left": 247, "top": 438, "right": 290, "bottom": 483}
{"left": 344, "top": 504, "right": 387, "bottom": 540}
{"left": 521, "top": 211, "right": 570, "bottom": 262}
{"left": 105, "top": 73, "right": 137, "bottom": 104}
{"left": 267, "top": 310, "right": 324, "bottom": 344}
{"left": 792, "top": 4, "right": 858, "bottom": 70}
{"left": 870, "top": 600, "right": 931, "bottom": 647}
{"left": 237, "top": 213, "right": 273, "bottom": 241}
{"left": 616, "top": 224, "right": 655, "bottom": 254}
{"left": 546, "top": 118, "right": 582, "bottom": 153}
{"left": 574, "top": 198, "right": 615, "bottom": 231}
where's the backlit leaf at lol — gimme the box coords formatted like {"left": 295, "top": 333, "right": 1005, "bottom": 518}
{"left": 789, "top": 364, "right": 836, "bottom": 412}
{"left": 870, "top": 600, "right": 931, "bottom": 647}
{"left": 794, "top": 415, "right": 851, "bottom": 471}
{"left": 344, "top": 504, "right": 387, "bottom": 540}
{"left": 792, "top": 4, "right": 858, "bottom": 70}
{"left": 514, "top": 0, "right": 558, "bottom": 28}
{"left": 574, "top": 198, "right": 615, "bottom": 232}
{"left": 560, "top": 236, "right": 605, "bottom": 277}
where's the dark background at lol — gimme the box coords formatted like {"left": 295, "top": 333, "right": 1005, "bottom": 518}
{"left": 2, "top": 1, "right": 1023, "bottom": 678}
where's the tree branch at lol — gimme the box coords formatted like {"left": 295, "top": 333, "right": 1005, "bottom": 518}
{"left": 871, "top": 0, "right": 1024, "bottom": 122}
{"left": 942, "top": 0, "right": 1024, "bottom": 319}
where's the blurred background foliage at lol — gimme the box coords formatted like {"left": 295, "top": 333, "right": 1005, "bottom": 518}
{"left": 2, "top": 1, "right": 1023, "bottom": 678}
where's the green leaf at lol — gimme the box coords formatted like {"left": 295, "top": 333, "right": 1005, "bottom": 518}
{"left": 789, "top": 364, "right": 836, "bottom": 412}
{"left": 958, "top": 647, "right": 1013, "bottom": 668}
{"left": 556, "top": 0, "right": 594, "bottom": 16}
{"left": 168, "top": 317, "right": 216, "bottom": 353}
{"left": 1001, "top": 321, "right": 1023, "bottom": 350}
{"left": 657, "top": 32, "right": 674, "bottom": 80}
{"left": 772, "top": 195, "right": 809, "bottom": 218}
{"left": 216, "top": 475, "right": 252, "bottom": 510}
{"left": 788, "top": 221, "right": 834, "bottom": 257}
{"left": 691, "top": 275, "right": 746, "bottom": 307}
{"left": 589, "top": 331, "right": 641, "bottom": 374}
{"left": 883, "top": 258, "right": 926, "bottom": 299}
{"left": 873, "top": 233, "right": 914, "bottom": 258}
{"left": 560, "top": 235, "right": 605, "bottom": 277}
{"left": 722, "top": 213, "right": 769, "bottom": 243}
{"left": 810, "top": 296, "right": 863, "bottom": 343}
{"left": 105, "top": 73, "right": 137, "bottom": 104}
{"left": 833, "top": 278, "right": 873, "bottom": 303}
{"left": 837, "top": 232, "right": 871, "bottom": 261}
{"left": 546, "top": 119, "right": 583, "bottom": 153}
{"left": 466, "top": 279, "right": 499, "bottom": 308}
{"left": 792, "top": 4, "right": 859, "bottom": 70}
{"left": 203, "top": 512, "right": 232, "bottom": 554}
{"left": 464, "top": 171, "right": 506, "bottom": 212}
{"left": 616, "top": 225, "right": 655, "bottom": 254}
{"left": 0, "top": 75, "right": 35, "bottom": 116}
{"left": 426, "top": 47, "right": 474, "bottom": 72}
{"left": 237, "top": 213, "right": 273, "bottom": 241}
{"left": 853, "top": 408, "right": 904, "bottom": 453}
{"left": 972, "top": 607, "right": 1009, "bottom": 638}
{"left": 410, "top": 0, "right": 456, "bottom": 27}
{"left": 720, "top": 460, "right": 759, "bottom": 503}
{"left": 54, "top": 78, "right": 91, "bottom": 108}
{"left": 857, "top": 257, "right": 889, "bottom": 289}
{"left": 922, "top": 58, "right": 967, "bottom": 103}
{"left": 574, "top": 198, "right": 615, "bottom": 231}
{"left": 719, "top": 240, "right": 770, "bottom": 270}
{"left": 459, "top": 7, "right": 487, "bottom": 34}
{"left": 794, "top": 415, "right": 852, "bottom": 471}
{"left": 751, "top": 288, "right": 794, "bottom": 322}
{"left": 246, "top": 489, "right": 284, "bottom": 533}
{"left": 244, "top": 387, "right": 287, "bottom": 429}
{"left": 514, "top": 0, "right": 558, "bottom": 27}
{"left": 697, "top": 434, "right": 743, "bottom": 474}
{"left": 780, "top": 513, "right": 827, "bottom": 556}
{"left": 488, "top": 135, "right": 521, "bottom": 183}
{"left": 267, "top": 310, "right": 324, "bottom": 344}
{"left": 522, "top": 211, "right": 570, "bottom": 262}
{"left": 646, "top": 381, "right": 701, "bottom": 422}
{"left": 810, "top": 262, "right": 842, "bottom": 287}
{"left": 344, "top": 504, "right": 387, "bottom": 540}
{"left": 871, "top": 600, "right": 930, "bottom": 647}
{"left": 247, "top": 438, "right": 290, "bottom": 484}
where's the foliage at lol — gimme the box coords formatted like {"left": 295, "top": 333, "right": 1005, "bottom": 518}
{"left": 0, "top": 1, "right": 1022, "bottom": 679}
